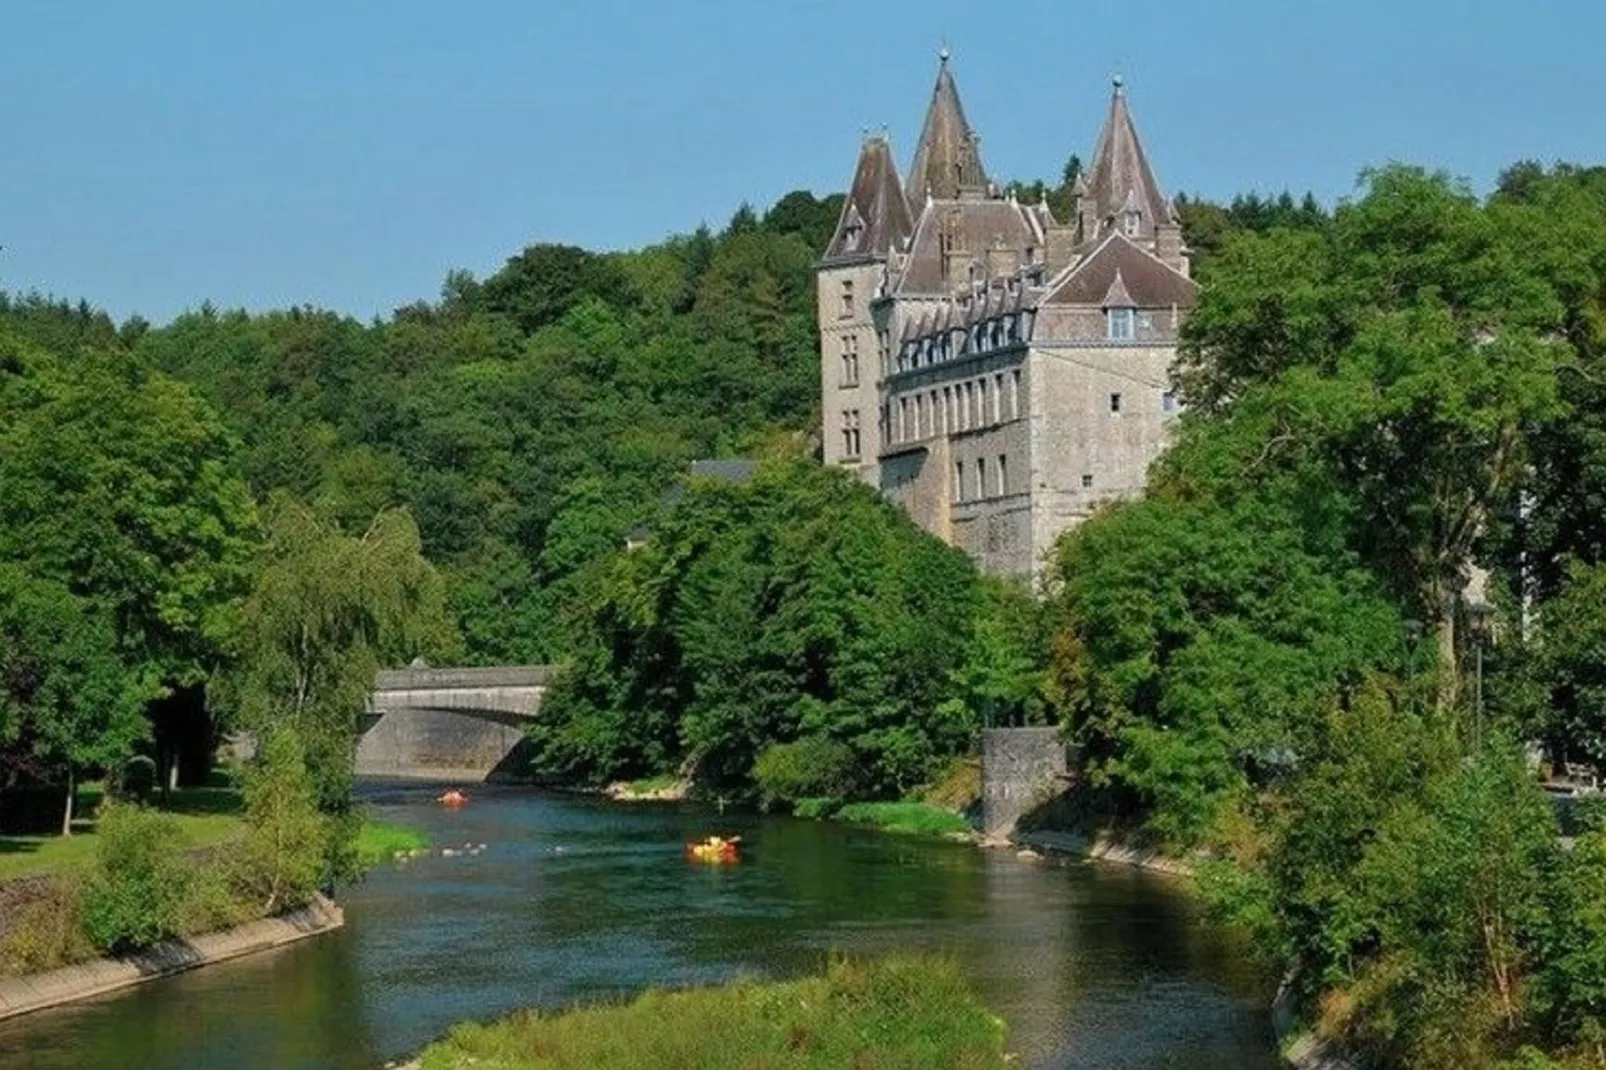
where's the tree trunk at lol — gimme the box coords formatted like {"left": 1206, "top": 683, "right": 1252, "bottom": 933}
{"left": 61, "top": 767, "right": 75, "bottom": 838}
{"left": 168, "top": 752, "right": 180, "bottom": 793}
{"left": 1435, "top": 612, "right": 1459, "bottom": 712}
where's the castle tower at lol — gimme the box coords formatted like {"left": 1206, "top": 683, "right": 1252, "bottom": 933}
{"left": 1081, "top": 78, "right": 1186, "bottom": 273}
{"left": 818, "top": 134, "right": 914, "bottom": 483}
{"left": 907, "top": 50, "right": 990, "bottom": 205}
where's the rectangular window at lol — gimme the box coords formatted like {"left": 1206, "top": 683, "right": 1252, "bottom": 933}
{"left": 1108, "top": 307, "right": 1135, "bottom": 342}
{"left": 898, "top": 397, "right": 909, "bottom": 442}
{"left": 840, "top": 279, "right": 854, "bottom": 318}
{"left": 1011, "top": 369, "right": 1022, "bottom": 420}
{"left": 993, "top": 373, "right": 1005, "bottom": 423}
{"left": 997, "top": 454, "right": 1008, "bottom": 496}
{"left": 930, "top": 390, "right": 941, "bottom": 435}
{"left": 1162, "top": 390, "right": 1178, "bottom": 413}
{"left": 915, "top": 394, "right": 926, "bottom": 439}
{"left": 978, "top": 379, "right": 989, "bottom": 425}
{"left": 955, "top": 460, "right": 965, "bottom": 502}
{"left": 977, "top": 457, "right": 987, "bottom": 500}
{"left": 962, "top": 383, "right": 974, "bottom": 431}
{"left": 1110, "top": 392, "right": 1123, "bottom": 413}
{"left": 944, "top": 386, "right": 954, "bottom": 431}
{"left": 1081, "top": 473, "right": 1094, "bottom": 489}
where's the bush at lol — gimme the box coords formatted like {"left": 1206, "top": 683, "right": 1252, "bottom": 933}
{"left": 80, "top": 802, "right": 194, "bottom": 953}
{"left": 753, "top": 737, "right": 856, "bottom": 806}
{"left": 119, "top": 755, "right": 158, "bottom": 801}
{"left": 233, "top": 727, "right": 329, "bottom": 915}
{"left": 793, "top": 797, "right": 843, "bottom": 820}
{"left": 1, "top": 882, "right": 93, "bottom": 974}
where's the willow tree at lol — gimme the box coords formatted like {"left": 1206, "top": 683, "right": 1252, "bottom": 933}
{"left": 218, "top": 496, "right": 458, "bottom": 826}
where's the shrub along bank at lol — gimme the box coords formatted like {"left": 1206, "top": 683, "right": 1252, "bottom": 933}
{"left": 0, "top": 727, "right": 422, "bottom": 977}
{"left": 416, "top": 955, "right": 1010, "bottom": 1070}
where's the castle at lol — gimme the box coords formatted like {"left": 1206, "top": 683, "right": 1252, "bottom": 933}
{"left": 817, "top": 53, "right": 1197, "bottom": 577}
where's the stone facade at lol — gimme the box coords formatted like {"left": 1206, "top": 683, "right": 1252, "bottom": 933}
{"left": 818, "top": 59, "right": 1197, "bottom": 577}
{"left": 356, "top": 666, "right": 550, "bottom": 781}
{"left": 980, "top": 727, "right": 1069, "bottom": 840}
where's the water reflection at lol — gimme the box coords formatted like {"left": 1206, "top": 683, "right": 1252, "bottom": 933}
{"left": 0, "top": 786, "right": 1277, "bottom": 1070}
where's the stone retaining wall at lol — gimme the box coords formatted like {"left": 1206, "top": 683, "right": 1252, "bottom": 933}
{"left": 0, "top": 894, "right": 343, "bottom": 1022}
{"left": 980, "top": 727, "right": 1069, "bottom": 839}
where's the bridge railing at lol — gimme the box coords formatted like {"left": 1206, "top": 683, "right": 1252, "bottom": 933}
{"left": 373, "top": 666, "right": 554, "bottom": 691}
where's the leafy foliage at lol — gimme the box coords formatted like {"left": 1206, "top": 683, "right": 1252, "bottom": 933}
{"left": 216, "top": 496, "right": 457, "bottom": 828}
{"left": 752, "top": 737, "right": 856, "bottom": 807}
{"left": 534, "top": 458, "right": 981, "bottom": 797}
{"left": 234, "top": 727, "right": 328, "bottom": 914}
{"left": 79, "top": 802, "right": 195, "bottom": 953}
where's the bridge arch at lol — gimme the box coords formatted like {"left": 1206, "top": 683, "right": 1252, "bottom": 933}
{"left": 356, "top": 666, "right": 552, "bottom": 781}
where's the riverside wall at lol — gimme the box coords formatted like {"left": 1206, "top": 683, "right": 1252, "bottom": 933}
{"left": 0, "top": 895, "right": 344, "bottom": 1022}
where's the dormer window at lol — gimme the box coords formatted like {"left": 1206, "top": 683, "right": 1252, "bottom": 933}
{"left": 1108, "top": 307, "right": 1135, "bottom": 342}
{"left": 1124, "top": 211, "right": 1141, "bottom": 236}
{"left": 843, "top": 221, "right": 862, "bottom": 250}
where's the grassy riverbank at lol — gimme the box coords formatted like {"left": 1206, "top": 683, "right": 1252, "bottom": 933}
{"left": 0, "top": 785, "right": 243, "bottom": 883}
{"left": 354, "top": 819, "right": 429, "bottom": 868}
{"left": 416, "top": 955, "right": 1010, "bottom": 1070}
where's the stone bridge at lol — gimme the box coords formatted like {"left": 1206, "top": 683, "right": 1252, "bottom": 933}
{"left": 355, "top": 666, "right": 553, "bottom": 781}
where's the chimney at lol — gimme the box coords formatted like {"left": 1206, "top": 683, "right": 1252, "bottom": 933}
{"left": 1044, "top": 222, "right": 1077, "bottom": 278}
{"left": 1156, "top": 222, "right": 1188, "bottom": 277}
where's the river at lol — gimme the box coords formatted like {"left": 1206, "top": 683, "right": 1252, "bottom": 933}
{"left": 0, "top": 784, "right": 1280, "bottom": 1069}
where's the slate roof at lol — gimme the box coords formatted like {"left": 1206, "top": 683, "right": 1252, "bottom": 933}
{"left": 893, "top": 197, "right": 1043, "bottom": 296}
{"left": 821, "top": 135, "right": 916, "bottom": 264}
{"left": 1043, "top": 233, "right": 1197, "bottom": 308}
{"left": 688, "top": 459, "right": 760, "bottom": 484}
{"left": 1082, "top": 80, "right": 1172, "bottom": 241}
{"left": 907, "top": 52, "right": 990, "bottom": 204}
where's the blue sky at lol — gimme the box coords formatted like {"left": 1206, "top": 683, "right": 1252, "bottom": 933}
{"left": 3, "top": 0, "right": 1601, "bottom": 324}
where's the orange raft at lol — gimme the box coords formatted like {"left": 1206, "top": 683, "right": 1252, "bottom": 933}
{"left": 685, "top": 835, "right": 740, "bottom": 864}
{"left": 438, "top": 789, "right": 468, "bottom": 807}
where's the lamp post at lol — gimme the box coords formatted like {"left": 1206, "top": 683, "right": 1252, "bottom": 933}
{"left": 1402, "top": 618, "right": 1423, "bottom": 714}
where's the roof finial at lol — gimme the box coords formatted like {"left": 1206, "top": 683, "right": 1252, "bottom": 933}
{"left": 1112, "top": 73, "right": 1125, "bottom": 96}
{"left": 939, "top": 40, "right": 950, "bottom": 64}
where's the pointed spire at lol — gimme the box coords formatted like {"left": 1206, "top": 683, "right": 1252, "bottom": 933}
{"left": 1084, "top": 77, "right": 1171, "bottom": 242}
{"left": 822, "top": 134, "right": 915, "bottom": 263}
{"left": 907, "top": 49, "right": 990, "bottom": 206}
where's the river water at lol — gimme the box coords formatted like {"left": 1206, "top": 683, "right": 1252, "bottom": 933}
{"left": 0, "top": 784, "right": 1279, "bottom": 1069}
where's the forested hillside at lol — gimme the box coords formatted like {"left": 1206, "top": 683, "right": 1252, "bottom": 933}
{"left": 130, "top": 192, "right": 842, "bottom": 666}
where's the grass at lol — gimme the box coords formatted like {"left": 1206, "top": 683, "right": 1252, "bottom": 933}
{"left": 623, "top": 773, "right": 681, "bottom": 795}
{"left": 834, "top": 801, "right": 973, "bottom": 838}
{"left": 0, "top": 786, "right": 243, "bottom": 883}
{"left": 417, "top": 955, "right": 1010, "bottom": 1070}
{"left": 354, "top": 818, "right": 428, "bottom": 870}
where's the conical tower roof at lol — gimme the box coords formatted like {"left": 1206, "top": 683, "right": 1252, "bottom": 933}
{"left": 1084, "top": 78, "right": 1171, "bottom": 238}
{"left": 822, "top": 134, "right": 916, "bottom": 263}
{"left": 907, "top": 50, "right": 990, "bottom": 204}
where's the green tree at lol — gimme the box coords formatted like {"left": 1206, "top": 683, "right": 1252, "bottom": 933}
{"left": 235, "top": 726, "right": 328, "bottom": 914}
{"left": 534, "top": 459, "right": 980, "bottom": 797}
{"left": 217, "top": 497, "right": 458, "bottom": 846}
{"left": 1178, "top": 166, "right": 1568, "bottom": 705}
{"left": 0, "top": 566, "right": 148, "bottom": 833}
